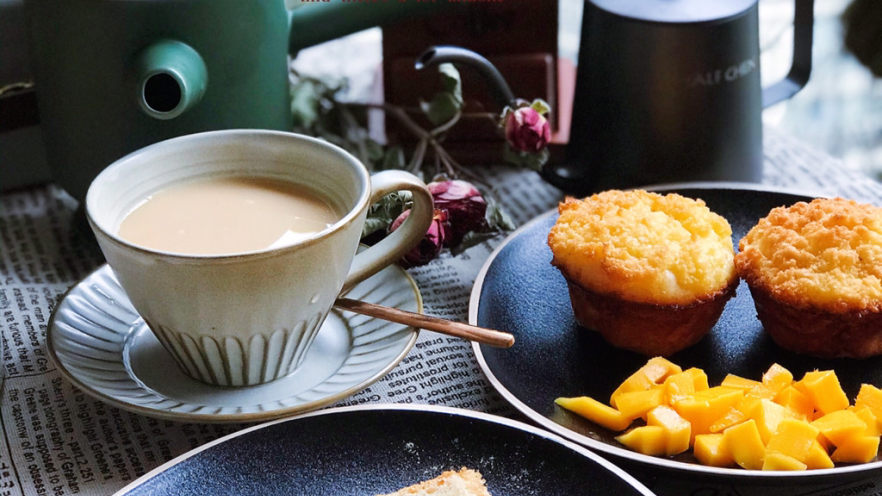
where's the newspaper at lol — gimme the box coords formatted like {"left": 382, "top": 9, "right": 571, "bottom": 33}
{"left": 2, "top": 128, "right": 882, "bottom": 496}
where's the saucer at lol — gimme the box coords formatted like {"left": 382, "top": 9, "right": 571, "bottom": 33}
{"left": 48, "top": 264, "right": 421, "bottom": 423}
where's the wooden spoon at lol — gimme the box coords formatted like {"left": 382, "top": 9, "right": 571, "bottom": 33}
{"left": 334, "top": 297, "right": 515, "bottom": 348}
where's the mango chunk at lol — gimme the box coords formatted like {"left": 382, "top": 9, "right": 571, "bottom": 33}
{"left": 852, "top": 406, "right": 881, "bottom": 437}
{"left": 674, "top": 387, "right": 744, "bottom": 437}
{"left": 646, "top": 405, "right": 692, "bottom": 455}
{"left": 765, "top": 418, "right": 819, "bottom": 462}
{"left": 812, "top": 410, "right": 867, "bottom": 446}
{"left": 799, "top": 370, "right": 850, "bottom": 415}
{"left": 721, "top": 374, "right": 761, "bottom": 390}
{"left": 762, "top": 363, "right": 794, "bottom": 394}
{"left": 685, "top": 367, "right": 709, "bottom": 391}
{"left": 723, "top": 419, "right": 766, "bottom": 470}
{"left": 775, "top": 386, "right": 814, "bottom": 419}
{"left": 831, "top": 435, "right": 880, "bottom": 464}
{"left": 762, "top": 452, "right": 807, "bottom": 471}
{"left": 855, "top": 384, "right": 882, "bottom": 431}
{"left": 615, "top": 426, "right": 667, "bottom": 456}
{"left": 694, "top": 434, "right": 734, "bottom": 467}
{"left": 749, "top": 398, "right": 798, "bottom": 444}
{"left": 709, "top": 406, "right": 748, "bottom": 433}
{"left": 611, "top": 357, "right": 683, "bottom": 406}
{"left": 555, "top": 396, "right": 633, "bottom": 431}
{"left": 663, "top": 371, "right": 697, "bottom": 404}
{"left": 615, "top": 388, "right": 665, "bottom": 420}
{"left": 610, "top": 373, "right": 655, "bottom": 408}
{"left": 745, "top": 384, "right": 778, "bottom": 400}
{"left": 805, "top": 441, "right": 835, "bottom": 469}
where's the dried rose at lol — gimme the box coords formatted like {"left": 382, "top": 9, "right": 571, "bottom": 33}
{"left": 428, "top": 179, "right": 487, "bottom": 247}
{"left": 389, "top": 208, "right": 448, "bottom": 267}
{"left": 504, "top": 106, "right": 551, "bottom": 153}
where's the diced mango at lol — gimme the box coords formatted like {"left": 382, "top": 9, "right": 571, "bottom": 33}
{"left": 775, "top": 386, "right": 814, "bottom": 419}
{"left": 765, "top": 418, "right": 819, "bottom": 462}
{"left": 641, "top": 357, "right": 684, "bottom": 383}
{"left": 611, "top": 357, "right": 684, "bottom": 406}
{"left": 852, "top": 406, "right": 881, "bottom": 437}
{"left": 555, "top": 396, "right": 633, "bottom": 431}
{"left": 646, "top": 405, "right": 692, "bottom": 455}
{"left": 804, "top": 441, "right": 835, "bottom": 469}
{"left": 749, "top": 398, "right": 798, "bottom": 444}
{"left": 762, "top": 452, "right": 807, "bottom": 471}
{"left": 745, "top": 384, "right": 778, "bottom": 400}
{"left": 615, "top": 426, "right": 667, "bottom": 456}
{"left": 831, "top": 435, "right": 880, "bottom": 464}
{"left": 694, "top": 434, "right": 734, "bottom": 467}
{"left": 812, "top": 410, "right": 867, "bottom": 446}
{"left": 762, "top": 363, "right": 794, "bottom": 394}
{"left": 674, "top": 387, "right": 744, "bottom": 437}
{"left": 685, "top": 367, "right": 709, "bottom": 391}
{"left": 664, "top": 371, "right": 697, "bottom": 404}
{"left": 799, "top": 370, "right": 850, "bottom": 415}
{"left": 615, "top": 388, "right": 666, "bottom": 420}
{"left": 562, "top": 358, "right": 882, "bottom": 471}
{"left": 721, "top": 374, "right": 761, "bottom": 390}
{"left": 723, "top": 419, "right": 766, "bottom": 470}
{"left": 709, "top": 406, "right": 748, "bottom": 433}
{"left": 855, "top": 384, "right": 882, "bottom": 431}
{"left": 610, "top": 373, "right": 655, "bottom": 408}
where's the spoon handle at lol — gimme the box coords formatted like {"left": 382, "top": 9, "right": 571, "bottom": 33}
{"left": 334, "top": 297, "right": 515, "bottom": 348}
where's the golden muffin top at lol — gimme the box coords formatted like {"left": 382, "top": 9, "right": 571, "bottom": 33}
{"left": 736, "top": 197, "right": 882, "bottom": 313}
{"left": 547, "top": 190, "right": 736, "bottom": 305}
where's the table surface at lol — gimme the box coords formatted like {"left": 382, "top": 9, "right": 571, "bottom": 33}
{"left": 3, "top": 126, "right": 882, "bottom": 496}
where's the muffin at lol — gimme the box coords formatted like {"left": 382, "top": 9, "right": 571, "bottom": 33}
{"left": 735, "top": 197, "right": 882, "bottom": 358}
{"left": 548, "top": 190, "right": 738, "bottom": 356}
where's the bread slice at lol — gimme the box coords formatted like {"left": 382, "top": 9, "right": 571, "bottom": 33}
{"left": 378, "top": 467, "right": 491, "bottom": 496}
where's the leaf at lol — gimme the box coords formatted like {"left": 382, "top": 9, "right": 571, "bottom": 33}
{"left": 452, "top": 231, "right": 502, "bottom": 255}
{"left": 422, "top": 92, "right": 462, "bottom": 126}
{"left": 361, "top": 216, "right": 390, "bottom": 238}
{"left": 502, "top": 144, "right": 550, "bottom": 171}
{"left": 485, "top": 195, "right": 517, "bottom": 231}
{"left": 381, "top": 146, "right": 406, "bottom": 171}
{"left": 290, "top": 80, "right": 320, "bottom": 128}
{"left": 437, "top": 63, "right": 463, "bottom": 103}
{"left": 530, "top": 98, "right": 552, "bottom": 116}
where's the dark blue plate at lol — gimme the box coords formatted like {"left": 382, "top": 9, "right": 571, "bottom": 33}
{"left": 115, "top": 405, "right": 655, "bottom": 495}
{"left": 470, "top": 184, "right": 882, "bottom": 482}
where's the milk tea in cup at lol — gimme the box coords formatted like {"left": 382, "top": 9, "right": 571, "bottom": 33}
{"left": 118, "top": 176, "right": 339, "bottom": 255}
{"left": 86, "top": 130, "right": 433, "bottom": 387}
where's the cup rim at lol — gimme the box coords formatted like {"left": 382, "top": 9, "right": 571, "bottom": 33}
{"left": 85, "top": 129, "right": 372, "bottom": 261}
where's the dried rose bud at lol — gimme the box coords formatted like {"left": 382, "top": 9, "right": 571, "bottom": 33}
{"left": 389, "top": 208, "right": 448, "bottom": 267}
{"left": 504, "top": 106, "right": 551, "bottom": 153}
{"left": 428, "top": 180, "right": 487, "bottom": 247}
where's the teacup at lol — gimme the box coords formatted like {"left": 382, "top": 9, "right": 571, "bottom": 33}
{"left": 86, "top": 129, "right": 433, "bottom": 386}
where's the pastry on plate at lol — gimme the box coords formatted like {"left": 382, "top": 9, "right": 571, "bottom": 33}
{"left": 547, "top": 190, "right": 738, "bottom": 356}
{"left": 378, "top": 467, "right": 491, "bottom": 496}
{"left": 735, "top": 197, "right": 882, "bottom": 358}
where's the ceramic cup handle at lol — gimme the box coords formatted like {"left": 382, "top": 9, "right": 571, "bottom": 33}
{"left": 342, "top": 170, "right": 433, "bottom": 293}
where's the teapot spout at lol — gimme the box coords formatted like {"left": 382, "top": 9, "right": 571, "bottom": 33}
{"left": 415, "top": 45, "right": 515, "bottom": 109}
{"left": 133, "top": 40, "right": 207, "bottom": 120}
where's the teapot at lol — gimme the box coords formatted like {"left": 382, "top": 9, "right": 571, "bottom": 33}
{"left": 542, "top": 0, "right": 815, "bottom": 195}
{"left": 23, "top": 0, "right": 442, "bottom": 202}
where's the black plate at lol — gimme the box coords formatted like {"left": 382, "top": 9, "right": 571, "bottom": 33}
{"left": 115, "top": 405, "right": 654, "bottom": 495}
{"left": 470, "top": 184, "right": 882, "bottom": 482}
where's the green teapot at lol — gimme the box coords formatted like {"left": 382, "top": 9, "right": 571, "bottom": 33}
{"left": 24, "top": 0, "right": 440, "bottom": 202}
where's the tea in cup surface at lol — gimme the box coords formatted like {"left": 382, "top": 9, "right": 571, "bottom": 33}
{"left": 118, "top": 176, "right": 339, "bottom": 255}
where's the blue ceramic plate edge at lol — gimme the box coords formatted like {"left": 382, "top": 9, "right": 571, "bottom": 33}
{"left": 112, "top": 403, "right": 656, "bottom": 496}
{"left": 469, "top": 182, "right": 882, "bottom": 481}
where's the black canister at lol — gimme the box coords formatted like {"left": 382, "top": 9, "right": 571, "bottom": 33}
{"left": 543, "top": 0, "right": 814, "bottom": 195}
